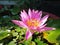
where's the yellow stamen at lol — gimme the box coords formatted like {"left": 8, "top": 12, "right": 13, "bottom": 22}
{"left": 43, "top": 32, "right": 48, "bottom": 38}
{"left": 26, "top": 19, "right": 40, "bottom": 27}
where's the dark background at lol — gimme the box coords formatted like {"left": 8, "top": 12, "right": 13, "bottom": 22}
{"left": 28, "top": 0, "right": 60, "bottom": 17}
{"left": 0, "top": 0, "right": 60, "bottom": 17}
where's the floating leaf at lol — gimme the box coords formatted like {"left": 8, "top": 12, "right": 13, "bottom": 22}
{"left": 43, "top": 29, "right": 60, "bottom": 43}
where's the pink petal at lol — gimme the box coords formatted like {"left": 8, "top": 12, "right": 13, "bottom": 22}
{"left": 34, "top": 10, "right": 38, "bottom": 13}
{"left": 28, "top": 9, "right": 32, "bottom": 18}
{"left": 12, "top": 20, "right": 28, "bottom": 28}
{"left": 32, "top": 9, "right": 38, "bottom": 13}
{"left": 32, "top": 10, "right": 42, "bottom": 20}
{"left": 34, "top": 11, "right": 42, "bottom": 20}
{"left": 40, "top": 27, "right": 56, "bottom": 32}
{"left": 40, "top": 15, "right": 49, "bottom": 26}
{"left": 36, "top": 26, "right": 56, "bottom": 32}
{"left": 32, "top": 9, "right": 35, "bottom": 13}
{"left": 40, "top": 24, "right": 47, "bottom": 28}
{"left": 36, "top": 27, "right": 41, "bottom": 32}
{"left": 28, "top": 9, "right": 42, "bottom": 20}
{"left": 39, "top": 11, "right": 42, "bottom": 20}
{"left": 43, "top": 27, "right": 56, "bottom": 30}
{"left": 32, "top": 10, "right": 38, "bottom": 18}
{"left": 25, "top": 30, "right": 33, "bottom": 40}
{"left": 20, "top": 10, "right": 29, "bottom": 21}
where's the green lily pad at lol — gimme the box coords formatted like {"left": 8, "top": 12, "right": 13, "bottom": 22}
{"left": 44, "top": 19, "right": 60, "bottom": 43}
{"left": 44, "top": 29, "right": 60, "bottom": 43}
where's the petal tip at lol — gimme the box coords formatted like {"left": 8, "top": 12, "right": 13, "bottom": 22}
{"left": 45, "top": 15, "right": 49, "bottom": 18}
{"left": 11, "top": 20, "right": 18, "bottom": 22}
{"left": 53, "top": 28, "right": 56, "bottom": 30}
{"left": 11, "top": 20, "right": 15, "bottom": 22}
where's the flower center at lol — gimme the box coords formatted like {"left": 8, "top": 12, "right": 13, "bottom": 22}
{"left": 26, "top": 19, "right": 40, "bottom": 28}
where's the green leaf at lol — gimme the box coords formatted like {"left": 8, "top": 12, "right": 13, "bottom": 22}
{"left": 8, "top": 41, "right": 16, "bottom": 45}
{"left": 15, "top": 27, "right": 21, "bottom": 32}
{"left": 0, "top": 31, "right": 9, "bottom": 40}
{"left": 19, "top": 44, "right": 22, "bottom": 45}
{"left": 44, "top": 29, "right": 60, "bottom": 43}
{"left": 34, "top": 38, "right": 47, "bottom": 45}
{"left": 24, "top": 41, "right": 30, "bottom": 45}
{"left": 30, "top": 41, "right": 36, "bottom": 45}
{"left": 11, "top": 30, "right": 18, "bottom": 37}
{"left": 24, "top": 37, "right": 32, "bottom": 45}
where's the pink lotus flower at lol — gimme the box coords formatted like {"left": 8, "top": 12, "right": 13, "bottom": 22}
{"left": 12, "top": 9, "right": 55, "bottom": 40}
